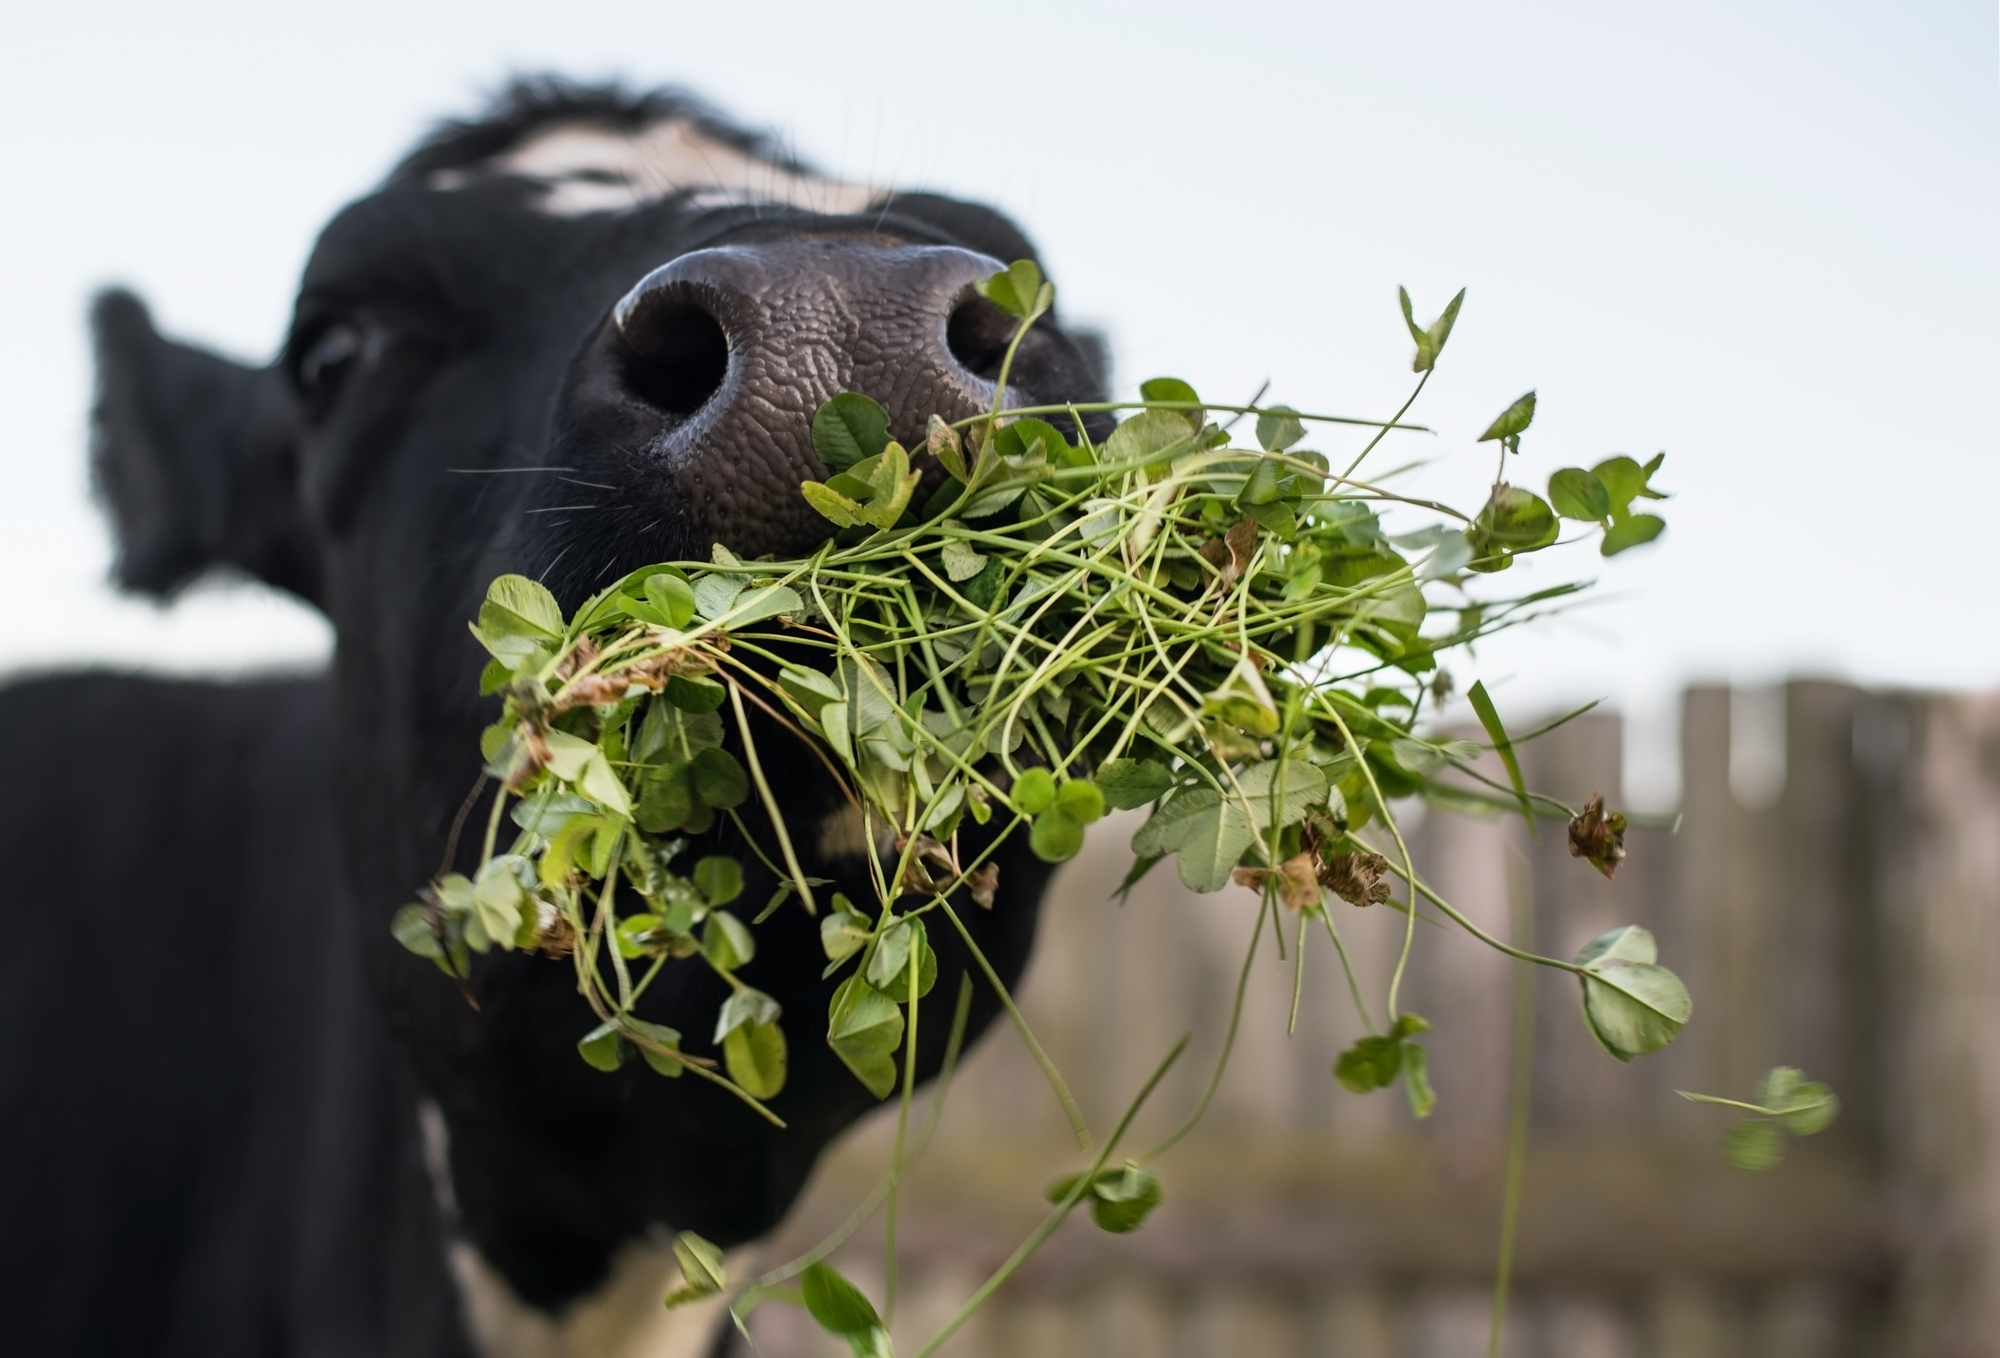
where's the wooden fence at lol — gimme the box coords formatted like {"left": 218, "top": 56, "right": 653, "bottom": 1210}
{"left": 729, "top": 682, "right": 2000, "bottom": 1357}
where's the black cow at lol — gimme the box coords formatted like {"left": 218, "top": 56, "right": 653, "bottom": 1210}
{"left": 0, "top": 80, "right": 1108, "bottom": 1358}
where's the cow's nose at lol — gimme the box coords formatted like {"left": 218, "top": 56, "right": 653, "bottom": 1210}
{"left": 602, "top": 241, "right": 1022, "bottom": 559}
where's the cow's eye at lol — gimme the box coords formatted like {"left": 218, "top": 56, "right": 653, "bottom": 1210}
{"left": 297, "top": 322, "right": 367, "bottom": 411}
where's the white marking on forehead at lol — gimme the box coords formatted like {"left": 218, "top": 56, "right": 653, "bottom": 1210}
{"left": 431, "top": 117, "right": 884, "bottom": 218}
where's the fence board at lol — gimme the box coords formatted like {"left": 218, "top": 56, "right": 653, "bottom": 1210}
{"left": 729, "top": 683, "right": 1999, "bottom": 1357}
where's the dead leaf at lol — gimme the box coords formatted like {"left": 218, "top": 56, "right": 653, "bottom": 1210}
{"left": 1567, "top": 793, "right": 1628, "bottom": 879}
{"left": 968, "top": 862, "right": 1000, "bottom": 910}
{"left": 532, "top": 900, "right": 577, "bottom": 958}
{"left": 1232, "top": 852, "right": 1322, "bottom": 909}
{"left": 1319, "top": 851, "right": 1391, "bottom": 907}
{"left": 1197, "top": 519, "right": 1261, "bottom": 592}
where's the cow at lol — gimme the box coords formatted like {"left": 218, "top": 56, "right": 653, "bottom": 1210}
{"left": 0, "top": 78, "right": 1110, "bottom": 1358}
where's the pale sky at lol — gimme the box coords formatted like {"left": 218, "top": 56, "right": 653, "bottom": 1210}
{"left": 2, "top": 0, "right": 1994, "bottom": 806}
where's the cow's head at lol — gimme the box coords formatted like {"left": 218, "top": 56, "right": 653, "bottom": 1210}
{"left": 91, "top": 80, "right": 1105, "bottom": 1320}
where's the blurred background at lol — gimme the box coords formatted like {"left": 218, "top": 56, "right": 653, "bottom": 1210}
{"left": 2, "top": 1, "right": 1994, "bottom": 1354}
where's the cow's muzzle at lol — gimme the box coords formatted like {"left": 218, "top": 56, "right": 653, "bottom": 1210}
{"left": 581, "top": 240, "right": 1025, "bottom": 561}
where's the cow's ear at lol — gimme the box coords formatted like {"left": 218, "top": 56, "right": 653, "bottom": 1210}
{"left": 90, "top": 289, "right": 323, "bottom": 606}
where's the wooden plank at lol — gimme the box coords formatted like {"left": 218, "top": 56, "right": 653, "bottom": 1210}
{"left": 1873, "top": 690, "right": 2000, "bottom": 1352}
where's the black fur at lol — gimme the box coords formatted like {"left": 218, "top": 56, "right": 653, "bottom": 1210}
{"left": 3, "top": 80, "right": 1105, "bottom": 1355}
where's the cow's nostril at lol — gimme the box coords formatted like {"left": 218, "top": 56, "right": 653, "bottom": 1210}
{"left": 945, "top": 290, "right": 1020, "bottom": 382}
{"left": 619, "top": 301, "right": 729, "bottom": 418}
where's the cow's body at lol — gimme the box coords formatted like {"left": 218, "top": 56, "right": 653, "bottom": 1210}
{"left": 0, "top": 81, "right": 1106, "bottom": 1356}
{"left": 0, "top": 675, "right": 466, "bottom": 1356}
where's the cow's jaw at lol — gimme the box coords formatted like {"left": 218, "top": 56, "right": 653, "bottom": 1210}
{"left": 430, "top": 117, "right": 881, "bottom": 217}
{"left": 422, "top": 1099, "right": 755, "bottom": 1358}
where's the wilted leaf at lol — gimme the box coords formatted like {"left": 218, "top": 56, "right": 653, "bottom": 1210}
{"left": 968, "top": 861, "right": 1000, "bottom": 909}
{"left": 1567, "top": 793, "right": 1628, "bottom": 877}
{"left": 1232, "top": 852, "right": 1321, "bottom": 909}
{"left": 1319, "top": 850, "right": 1391, "bottom": 907}
{"left": 927, "top": 413, "right": 968, "bottom": 481}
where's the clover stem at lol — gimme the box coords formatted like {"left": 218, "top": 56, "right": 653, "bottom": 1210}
{"left": 908, "top": 1032, "right": 1188, "bottom": 1358}
{"left": 938, "top": 900, "right": 1091, "bottom": 1150}
{"left": 1140, "top": 893, "right": 1265, "bottom": 1165}
{"left": 1488, "top": 848, "right": 1538, "bottom": 1358}
{"left": 726, "top": 678, "right": 817, "bottom": 916}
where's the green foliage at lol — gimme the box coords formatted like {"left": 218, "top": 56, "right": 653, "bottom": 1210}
{"left": 1680, "top": 1066, "right": 1840, "bottom": 1171}
{"left": 1478, "top": 391, "right": 1537, "bottom": 453}
{"left": 662, "top": 1230, "right": 727, "bottom": 1308}
{"left": 1046, "top": 1162, "right": 1165, "bottom": 1233}
{"left": 1573, "top": 926, "right": 1692, "bottom": 1061}
{"left": 976, "top": 259, "right": 1054, "bottom": 321}
{"left": 812, "top": 392, "right": 893, "bottom": 472}
{"left": 1399, "top": 287, "right": 1465, "bottom": 373}
{"left": 800, "top": 1262, "right": 892, "bottom": 1358}
{"left": 1334, "top": 1013, "right": 1437, "bottom": 1119}
{"left": 397, "top": 261, "right": 1772, "bottom": 1352}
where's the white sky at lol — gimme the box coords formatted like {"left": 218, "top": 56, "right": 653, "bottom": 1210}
{"left": 1, "top": 0, "right": 1994, "bottom": 805}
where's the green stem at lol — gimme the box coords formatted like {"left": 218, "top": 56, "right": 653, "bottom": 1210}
{"left": 908, "top": 1032, "right": 1189, "bottom": 1358}
{"left": 1142, "top": 894, "right": 1265, "bottom": 1164}
{"left": 1318, "top": 906, "right": 1378, "bottom": 1036}
{"left": 751, "top": 980, "right": 973, "bottom": 1291}
{"left": 883, "top": 916, "right": 923, "bottom": 1324}
{"left": 937, "top": 900, "right": 1092, "bottom": 1150}
{"left": 726, "top": 678, "right": 818, "bottom": 916}
{"left": 1489, "top": 848, "right": 1536, "bottom": 1358}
